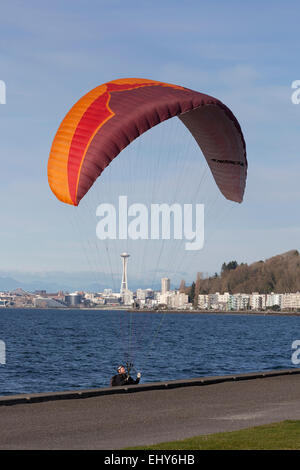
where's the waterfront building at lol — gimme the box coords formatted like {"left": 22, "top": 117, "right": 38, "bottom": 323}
{"left": 103, "top": 288, "right": 113, "bottom": 296}
{"left": 104, "top": 296, "right": 121, "bottom": 306}
{"left": 230, "top": 293, "right": 250, "bottom": 310}
{"left": 161, "top": 278, "right": 170, "bottom": 295}
{"left": 145, "top": 288, "right": 154, "bottom": 299}
{"left": 34, "top": 297, "right": 66, "bottom": 308}
{"left": 123, "top": 290, "right": 134, "bottom": 306}
{"left": 64, "top": 292, "right": 82, "bottom": 306}
{"left": 266, "top": 292, "right": 282, "bottom": 309}
{"left": 198, "top": 294, "right": 210, "bottom": 309}
{"left": 281, "top": 292, "right": 300, "bottom": 310}
{"left": 169, "top": 291, "right": 190, "bottom": 309}
{"left": 157, "top": 290, "right": 190, "bottom": 309}
{"left": 136, "top": 289, "right": 146, "bottom": 300}
{"left": 250, "top": 293, "right": 266, "bottom": 310}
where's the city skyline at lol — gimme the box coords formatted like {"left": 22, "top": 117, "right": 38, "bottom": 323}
{"left": 2, "top": 275, "right": 300, "bottom": 312}
{"left": 0, "top": 234, "right": 298, "bottom": 311}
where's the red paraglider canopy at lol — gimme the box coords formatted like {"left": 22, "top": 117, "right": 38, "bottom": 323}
{"left": 48, "top": 78, "right": 247, "bottom": 206}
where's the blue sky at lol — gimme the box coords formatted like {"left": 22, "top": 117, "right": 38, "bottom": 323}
{"left": 0, "top": 0, "right": 300, "bottom": 291}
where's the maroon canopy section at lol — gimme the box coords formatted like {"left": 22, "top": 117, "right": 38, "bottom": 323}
{"left": 78, "top": 83, "right": 247, "bottom": 205}
{"left": 179, "top": 101, "right": 247, "bottom": 203}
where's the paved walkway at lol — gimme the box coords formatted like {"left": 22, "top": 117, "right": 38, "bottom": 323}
{"left": 1, "top": 372, "right": 300, "bottom": 449}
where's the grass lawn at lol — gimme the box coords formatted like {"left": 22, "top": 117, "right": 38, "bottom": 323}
{"left": 126, "top": 420, "right": 300, "bottom": 450}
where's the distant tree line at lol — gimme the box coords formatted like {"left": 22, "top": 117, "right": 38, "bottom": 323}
{"left": 183, "top": 250, "right": 300, "bottom": 297}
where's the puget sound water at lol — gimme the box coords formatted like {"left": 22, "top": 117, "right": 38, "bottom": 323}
{"left": 0, "top": 308, "right": 299, "bottom": 396}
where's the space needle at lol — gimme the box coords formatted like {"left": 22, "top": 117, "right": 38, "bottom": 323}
{"left": 120, "top": 252, "right": 130, "bottom": 295}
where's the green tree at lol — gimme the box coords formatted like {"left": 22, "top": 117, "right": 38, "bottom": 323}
{"left": 189, "top": 282, "right": 195, "bottom": 304}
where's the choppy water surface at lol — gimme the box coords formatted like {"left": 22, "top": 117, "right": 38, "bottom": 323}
{"left": 0, "top": 309, "right": 299, "bottom": 395}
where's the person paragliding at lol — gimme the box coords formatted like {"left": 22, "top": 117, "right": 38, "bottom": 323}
{"left": 47, "top": 77, "right": 247, "bottom": 385}
{"left": 110, "top": 364, "right": 141, "bottom": 387}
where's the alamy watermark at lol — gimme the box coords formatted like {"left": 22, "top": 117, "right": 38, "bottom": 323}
{"left": 96, "top": 196, "right": 204, "bottom": 251}
{"left": 291, "top": 80, "right": 300, "bottom": 104}
{"left": 0, "top": 340, "right": 5, "bottom": 365}
{"left": 0, "top": 80, "right": 6, "bottom": 104}
{"left": 291, "top": 340, "right": 300, "bottom": 365}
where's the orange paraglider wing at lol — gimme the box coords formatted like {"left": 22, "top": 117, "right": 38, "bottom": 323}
{"left": 48, "top": 78, "right": 247, "bottom": 206}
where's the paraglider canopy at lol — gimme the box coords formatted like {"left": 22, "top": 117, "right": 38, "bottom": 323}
{"left": 48, "top": 78, "right": 247, "bottom": 206}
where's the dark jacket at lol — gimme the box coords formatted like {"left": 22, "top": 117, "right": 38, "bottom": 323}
{"left": 110, "top": 373, "right": 140, "bottom": 387}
